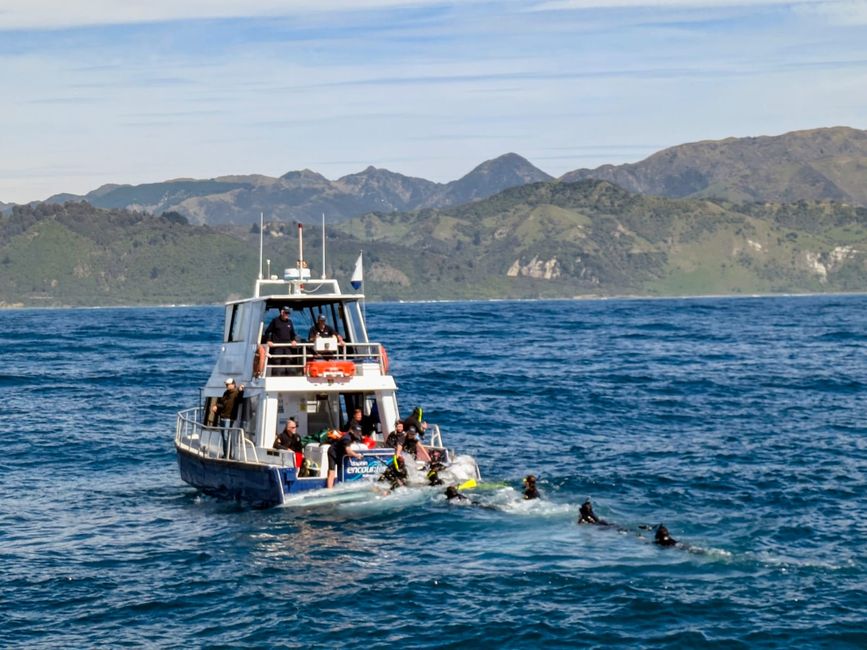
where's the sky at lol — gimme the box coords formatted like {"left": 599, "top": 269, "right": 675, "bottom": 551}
{"left": 2, "top": 0, "right": 867, "bottom": 204}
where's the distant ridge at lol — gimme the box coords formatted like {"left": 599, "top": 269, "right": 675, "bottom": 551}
{"left": 561, "top": 126, "right": 867, "bottom": 205}
{"left": 39, "top": 153, "right": 551, "bottom": 226}
{"left": 13, "top": 126, "right": 867, "bottom": 223}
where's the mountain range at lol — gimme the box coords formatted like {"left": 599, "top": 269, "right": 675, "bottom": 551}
{"left": 2, "top": 178, "right": 864, "bottom": 307}
{"left": 13, "top": 126, "right": 866, "bottom": 226}
{"left": 40, "top": 153, "right": 553, "bottom": 226}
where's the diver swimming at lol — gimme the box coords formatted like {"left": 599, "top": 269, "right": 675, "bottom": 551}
{"left": 577, "top": 499, "right": 609, "bottom": 525}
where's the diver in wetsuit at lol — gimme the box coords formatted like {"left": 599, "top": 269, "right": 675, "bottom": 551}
{"left": 445, "top": 486, "right": 467, "bottom": 501}
{"left": 426, "top": 461, "right": 445, "bottom": 486}
{"left": 578, "top": 499, "right": 608, "bottom": 525}
{"left": 379, "top": 456, "right": 408, "bottom": 491}
{"left": 522, "top": 475, "right": 539, "bottom": 500}
{"left": 654, "top": 524, "right": 678, "bottom": 547}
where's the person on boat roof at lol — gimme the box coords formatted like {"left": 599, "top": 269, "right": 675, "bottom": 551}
{"left": 263, "top": 306, "right": 298, "bottom": 373}
{"left": 326, "top": 429, "right": 363, "bottom": 489}
{"left": 522, "top": 475, "right": 540, "bottom": 500}
{"left": 273, "top": 419, "right": 302, "bottom": 452}
{"left": 212, "top": 378, "right": 244, "bottom": 427}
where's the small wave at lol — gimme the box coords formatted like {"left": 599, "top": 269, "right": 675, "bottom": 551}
{"left": 748, "top": 551, "right": 857, "bottom": 572}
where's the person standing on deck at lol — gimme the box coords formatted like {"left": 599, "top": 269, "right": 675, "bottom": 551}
{"left": 308, "top": 314, "right": 344, "bottom": 358}
{"left": 212, "top": 378, "right": 245, "bottom": 428}
{"left": 326, "top": 430, "right": 363, "bottom": 489}
{"left": 211, "top": 378, "right": 244, "bottom": 458}
{"left": 263, "top": 306, "right": 297, "bottom": 371}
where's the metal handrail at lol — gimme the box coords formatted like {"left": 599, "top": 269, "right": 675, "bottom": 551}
{"left": 427, "top": 423, "right": 443, "bottom": 449}
{"left": 175, "top": 407, "right": 258, "bottom": 463}
{"left": 262, "top": 341, "right": 386, "bottom": 377}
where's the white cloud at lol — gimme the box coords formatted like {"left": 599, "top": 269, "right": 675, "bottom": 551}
{"left": 533, "top": 0, "right": 816, "bottom": 8}
{"left": 0, "top": 0, "right": 451, "bottom": 30}
{"left": 1, "top": 0, "right": 866, "bottom": 203}
{"left": 794, "top": 0, "right": 867, "bottom": 25}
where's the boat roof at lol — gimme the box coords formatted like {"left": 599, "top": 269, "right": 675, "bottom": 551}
{"left": 227, "top": 277, "right": 365, "bottom": 307}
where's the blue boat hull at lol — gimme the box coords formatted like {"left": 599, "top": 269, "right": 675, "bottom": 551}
{"left": 176, "top": 447, "right": 324, "bottom": 507}
{"left": 176, "top": 447, "right": 396, "bottom": 507}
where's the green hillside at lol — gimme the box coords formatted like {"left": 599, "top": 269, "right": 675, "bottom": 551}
{"left": 1, "top": 185, "right": 865, "bottom": 307}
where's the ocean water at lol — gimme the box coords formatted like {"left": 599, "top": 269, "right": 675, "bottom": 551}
{"left": 2, "top": 295, "right": 866, "bottom": 648}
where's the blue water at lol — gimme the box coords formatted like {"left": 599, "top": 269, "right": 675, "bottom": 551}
{"left": 2, "top": 296, "right": 866, "bottom": 648}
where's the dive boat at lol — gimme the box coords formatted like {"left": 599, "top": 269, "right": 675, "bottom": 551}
{"left": 174, "top": 226, "right": 479, "bottom": 507}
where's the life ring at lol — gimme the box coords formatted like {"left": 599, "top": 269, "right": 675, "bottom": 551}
{"left": 253, "top": 344, "right": 267, "bottom": 377}
{"left": 305, "top": 360, "right": 356, "bottom": 378}
{"left": 381, "top": 345, "right": 389, "bottom": 375}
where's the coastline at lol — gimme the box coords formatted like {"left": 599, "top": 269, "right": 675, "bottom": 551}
{"left": 2, "top": 290, "right": 866, "bottom": 311}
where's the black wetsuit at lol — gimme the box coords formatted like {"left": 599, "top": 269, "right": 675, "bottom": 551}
{"left": 379, "top": 462, "right": 408, "bottom": 490}
{"left": 403, "top": 415, "right": 424, "bottom": 438}
{"left": 523, "top": 484, "right": 539, "bottom": 500}
{"left": 578, "top": 501, "right": 606, "bottom": 525}
{"left": 654, "top": 526, "right": 678, "bottom": 547}
{"left": 427, "top": 462, "right": 445, "bottom": 486}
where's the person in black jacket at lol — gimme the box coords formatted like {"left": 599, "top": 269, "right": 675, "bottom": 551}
{"left": 273, "top": 419, "right": 302, "bottom": 451}
{"left": 326, "top": 430, "right": 363, "bottom": 489}
{"left": 212, "top": 378, "right": 244, "bottom": 427}
{"left": 211, "top": 378, "right": 244, "bottom": 458}
{"left": 263, "top": 306, "right": 297, "bottom": 373}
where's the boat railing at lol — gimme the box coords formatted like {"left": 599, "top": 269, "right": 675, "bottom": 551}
{"left": 175, "top": 407, "right": 260, "bottom": 464}
{"left": 427, "top": 423, "right": 443, "bottom": 449}
{"left": 260, "top": 341, "right": 388, "bottom": 377}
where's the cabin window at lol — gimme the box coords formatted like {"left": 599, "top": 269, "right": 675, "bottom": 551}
{"left": 343, "top": 302, "right": 368, "bottom": 343}
{"left": 239, "top": 395, "right": 259, "bottom": 442}
{"left": 224, "top": 305, "right": 237, "bottom": 343}
{"left": 226, "top": 303, "right": 248, "bottom": 343}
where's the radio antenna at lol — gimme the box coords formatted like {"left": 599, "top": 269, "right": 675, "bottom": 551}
{"left": 321, "top": 213, "right": 327, "bottom": 279}
{"left": 258, "top": 211, "right": 264, "bottom": 279}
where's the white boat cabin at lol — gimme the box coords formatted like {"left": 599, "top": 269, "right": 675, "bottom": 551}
{"left": 188, "top": 275, "right": 407, "bottom": 472}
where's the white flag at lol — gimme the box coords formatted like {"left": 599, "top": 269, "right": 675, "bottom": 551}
{"left": 351, "top": 252, "right": 363, "bottom": 290}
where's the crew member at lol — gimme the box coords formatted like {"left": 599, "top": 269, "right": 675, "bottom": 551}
{"left": 273, "top": 419, "right": 302, "bottom": 451}
{"left": 212, "top": 378, "right": 244, "bottom": 428}
{"left": 326, "top": 429, "right": 363, "bottom": 489}
{"left": 263, "top": 306, "right": 297, "bottom": 373}
{"left": 308, "top": 314, "right": 344, "bottom": 358}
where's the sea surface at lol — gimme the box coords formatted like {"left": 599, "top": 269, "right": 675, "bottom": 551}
{"left": 2, "top": 295, "right": 866, "bottom": 649}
